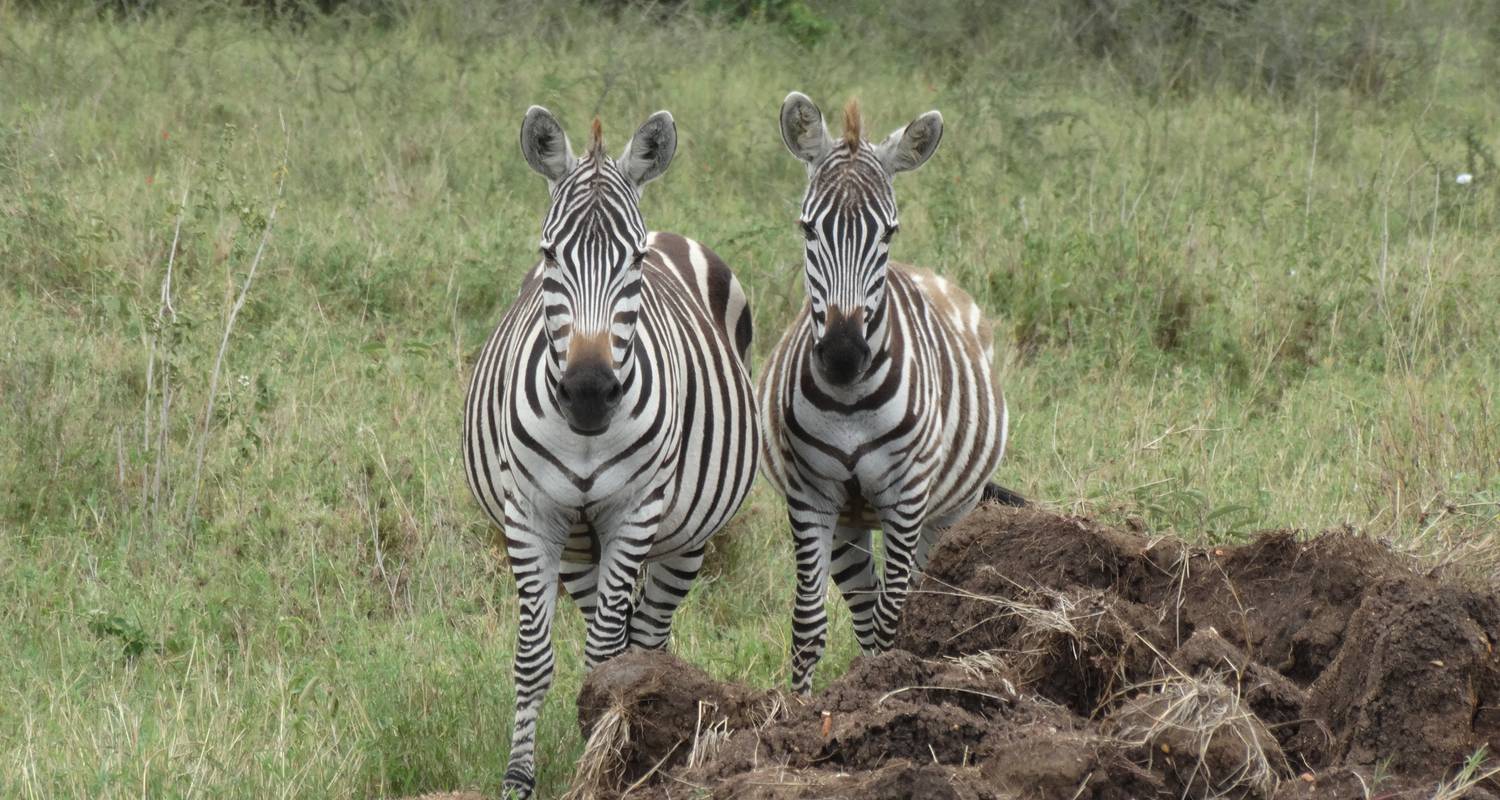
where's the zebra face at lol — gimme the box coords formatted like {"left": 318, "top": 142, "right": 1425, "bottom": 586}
{"left": 798, "top": 168, "right": 897, "bottom": 385}
{"left": 520, "top": 106, "right": 678, "bottom": 433}
{"left": 779, "top": 92, "right": 944, "bottom": 387}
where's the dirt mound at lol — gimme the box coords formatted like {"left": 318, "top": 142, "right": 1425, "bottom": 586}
{"left": 572, "top": 648, "right": 777, "bottom": 791}
{"left": 569, "top": 507, "right": 1500, "bottom": 799}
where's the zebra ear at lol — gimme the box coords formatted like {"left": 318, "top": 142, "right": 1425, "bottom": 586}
{"left": 618, "top": 110, "right": 677, "bottom": 188}
{"left": 519, "top": 106, "right": 577, "bottom": 185}
{"left": 875, "top": 111, "right": 944, "bottom": 175}
{"left": 780, "top": 91, "right": 833, "bottom": 165}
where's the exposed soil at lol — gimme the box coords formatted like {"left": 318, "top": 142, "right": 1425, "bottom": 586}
{"left": 566, "top": 506, "right": 1500, "bottom": 799}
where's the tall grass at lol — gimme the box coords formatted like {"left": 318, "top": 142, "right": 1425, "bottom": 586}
{"left": 1, "top": 0, "right": 1498, "bottom": 796}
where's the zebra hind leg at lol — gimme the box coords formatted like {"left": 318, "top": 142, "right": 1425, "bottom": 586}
{"left": 830, "top": 526, "right": 880, "bottom": 654}
{"left": 628, "top": 545, "right": 705, "bottom": 650}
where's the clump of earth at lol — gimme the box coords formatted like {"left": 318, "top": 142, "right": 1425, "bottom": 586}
{"left": 568, "top": 506, "right": 1500, "bottom": 799}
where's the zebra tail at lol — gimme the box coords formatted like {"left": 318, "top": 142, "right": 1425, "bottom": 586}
{"left": 982, "top": 482, "right": 1028, "bottom": 508}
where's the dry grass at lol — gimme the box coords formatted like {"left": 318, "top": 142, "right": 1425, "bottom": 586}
{"left": 685, "top": 701, "right": 732, "bottom": 770}
{"left": 560, "top": 705, "right": 630, "bottom": 800}
{"left": 1106, "top": 673, "right": 1283, "bottom": 800}
{"left": 944, "top": 650, "right": 1012, "bottom": 682}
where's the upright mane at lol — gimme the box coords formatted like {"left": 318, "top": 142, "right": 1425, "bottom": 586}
{"left": 587, "top": 117, "right": 605, "bottom": 160}
{"left": 842, "top": 99, "right": 862, "bottom": 150}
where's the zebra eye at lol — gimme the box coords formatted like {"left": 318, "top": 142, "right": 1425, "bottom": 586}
{"left": 881, "top": 226, "right": 899, "bottom": 245}
{"left": 540, "top": 246, "right": 557, "bottom": 263}
{"left": 800, "top": 220, "right": 816, "bottom": 242}
{"left": 632, "top": 251, "right": 646, "bottom": 267}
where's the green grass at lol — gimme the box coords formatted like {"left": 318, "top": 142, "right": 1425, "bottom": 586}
{"left": 2, "top": 1, "right": 1499, "bottom": 797}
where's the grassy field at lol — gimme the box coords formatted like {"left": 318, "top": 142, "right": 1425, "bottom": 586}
{"left": 3, "top": 1, "right": 1499, "bottom": 796}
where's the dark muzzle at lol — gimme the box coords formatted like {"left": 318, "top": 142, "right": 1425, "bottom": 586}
{"left": 813, "top": 312, "right": 871, "bottom": 386}
{"left": 556, "top": 361, "right": 623, "bottom": 433}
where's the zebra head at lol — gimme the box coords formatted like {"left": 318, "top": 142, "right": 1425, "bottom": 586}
{"left": 779, "top": 92, "right": 944, "bottom": 386}
{"left": 519, "top": 106, "right": 677, "bottom": 434}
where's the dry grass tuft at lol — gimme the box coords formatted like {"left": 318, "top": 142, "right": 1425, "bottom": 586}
{"left": 753, "top": 693, "right": 789, "bottom": 731}
{"left": 992, "top": 583, "right": 1094, "bottom": 639}
{"left": 1106, "top": 673, "right": 1283, "bottom": 799}
{"left": 686, "top": 700, "right": 732, "bottom": 769}
{"left": 560, "top": 703, "right": 631, "bottom": 800}
{"left": 945, "top": 650, "right": 1010, "bottom": 680}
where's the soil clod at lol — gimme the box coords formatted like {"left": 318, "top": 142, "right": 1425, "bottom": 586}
{"left": 569, "top": 507, "right": 1500, "bottom": 799}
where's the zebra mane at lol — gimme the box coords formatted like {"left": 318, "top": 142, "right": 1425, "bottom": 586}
{"left": 588, "top": 117, "right": 605, "bottom": 161}
{"left": 842, "top": 99, "right": 862, "bottom": 150}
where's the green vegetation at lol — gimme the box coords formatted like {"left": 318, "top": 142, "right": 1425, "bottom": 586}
{"left": 2, "top": 0, "right": 1498, "bottom": 796}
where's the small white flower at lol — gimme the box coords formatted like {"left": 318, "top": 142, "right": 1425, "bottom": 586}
{"left": 1288, "top": 269, "right": 1298, "bottom": 277}
{"left": 1456, "top": 173, "right": 1474, "bottom": 185}
{"left": 237, "top": 374, "right": 251, "bottom": 388}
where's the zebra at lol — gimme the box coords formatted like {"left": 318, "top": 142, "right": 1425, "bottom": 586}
{"left": 758, "top": 93, "right": 1025, "bottom": 694}
{"left": 462, "top": 106, "right": 758, "bottom": 797}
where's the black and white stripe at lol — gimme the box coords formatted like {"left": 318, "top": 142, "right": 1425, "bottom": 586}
{"left": 759, "top": 93, "right": 1021, "bottom": 694}
{"left": 463, "top": 107, "right": 757, "bottom": 798}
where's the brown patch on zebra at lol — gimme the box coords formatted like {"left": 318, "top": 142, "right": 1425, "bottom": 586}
{"left": 566, "top": 330, "right": 614, "bottom": 369}
{"left": 842, "top": 98, "right": 862, "bottom": 150}
{"left": 588, "top": 117, "right": 605, "bottom": 159}
{"left": 825, "top": 303, "right": 865, "bottom": 331}
{"left": 897, "top": 264, "right": 995, "bottom": 362}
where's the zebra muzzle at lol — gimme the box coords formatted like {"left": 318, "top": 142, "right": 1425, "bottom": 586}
{"left": 813, "top": 312, "right": 872, "bottom": 386}
{"left": 556, "top": 360, "right": 623, "bottom": 434}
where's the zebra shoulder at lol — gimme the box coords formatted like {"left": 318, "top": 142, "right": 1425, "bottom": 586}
{"left": 646, "top": 231, "right": 753, "bottom": 362}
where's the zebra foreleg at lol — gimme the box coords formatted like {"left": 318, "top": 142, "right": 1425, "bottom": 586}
{"left": 560, "top": 561, "right": 599, "bottom": 623}
{"left": 628, "top": 545, "right": 705, "bottom": 650}
{"left": 830, "top": 525, "right": 880, "bottom": 654}
{"left": 501, "top": 505, "right": 565, "bottom": 800}
{"left": 789, "top": 505, "right": 837, "bottom": 694}
{"left": 870, "top": 507, "right": 927, "bottom": 652}
{"left": 583, "top": 535, "right": 653, "bottom": 668}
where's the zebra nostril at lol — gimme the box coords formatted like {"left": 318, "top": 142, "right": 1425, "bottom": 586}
{"left": 556, "top": 381, "right": 572, "bottom": 404}
{"left": 605, "top": 380, "right": 624, "bottom": 404}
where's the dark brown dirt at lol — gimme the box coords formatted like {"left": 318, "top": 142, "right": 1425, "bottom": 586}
{"left": 569, "top": 507, "right": 1500, "bottom": 799}
{"left": 573, "top": 647, "right": 777, "bottom": 789}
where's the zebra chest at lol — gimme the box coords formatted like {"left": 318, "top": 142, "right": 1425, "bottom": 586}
{"left": 786, "top": 398, "right": 934, "bottom": 481}
{"left": 506, "top": 424, "right": 673, "bottom": 508}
